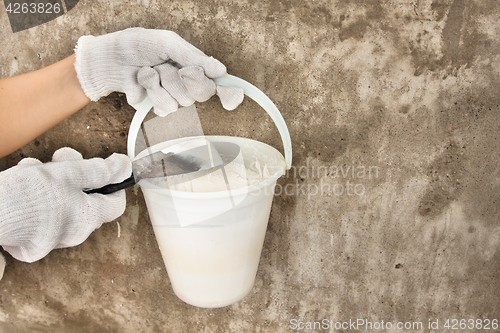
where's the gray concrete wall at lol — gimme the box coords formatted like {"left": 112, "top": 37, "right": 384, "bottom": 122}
{"left": 1, "top": 0, "right": 500, "bottom": 332}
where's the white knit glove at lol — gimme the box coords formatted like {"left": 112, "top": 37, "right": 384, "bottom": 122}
{"left": 0, "top": 148, "right": 132, "bottom": 263}
{"left": 74, "top": 27, "right": 244, "bottom": 116}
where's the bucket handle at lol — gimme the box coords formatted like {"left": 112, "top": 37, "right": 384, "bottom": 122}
{"left": 127, "top": 74, "right": 292, "bottom": 170}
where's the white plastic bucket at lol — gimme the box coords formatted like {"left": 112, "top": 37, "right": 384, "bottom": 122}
{"left": 127, "top": 75, "right": 292, "bottom": 308}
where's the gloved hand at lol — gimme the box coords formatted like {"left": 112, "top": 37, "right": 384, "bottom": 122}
{"left": 0, "top": 148, "right": 132, "bottom": 263}
{"left": 74, "top": 27, "right": 244, "bottom": 116}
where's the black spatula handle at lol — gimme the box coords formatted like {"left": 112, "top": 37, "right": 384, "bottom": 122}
{"left": 83, "top": 174, "right": 136, "bottom": 195}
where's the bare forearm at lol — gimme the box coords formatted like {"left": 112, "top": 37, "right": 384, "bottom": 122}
{"left": 0, "top": 54, "right": 90, "bottom": 158}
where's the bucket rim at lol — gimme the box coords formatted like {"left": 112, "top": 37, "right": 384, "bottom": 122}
{"left": 137, "top": 135, "right": 286, "bottom": 198}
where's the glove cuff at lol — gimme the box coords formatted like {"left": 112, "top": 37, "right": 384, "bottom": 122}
{"left": 74, "top": 34, "right": 124, "bottom": 102}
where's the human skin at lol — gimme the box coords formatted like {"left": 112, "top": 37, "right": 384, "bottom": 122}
{"left": 0, "top": 54, "right": 90, "bottom": 158}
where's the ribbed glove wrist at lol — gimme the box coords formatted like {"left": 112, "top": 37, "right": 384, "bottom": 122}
{"left": 74, "top": 33, "right": 125, "bottom": 102}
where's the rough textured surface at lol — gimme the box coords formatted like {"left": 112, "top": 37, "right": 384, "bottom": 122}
{"left": 1, "top": 0, "right": 500, "bottom": 332}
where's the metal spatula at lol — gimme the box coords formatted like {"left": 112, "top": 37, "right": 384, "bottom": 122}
{"left": 83, "top": 138, "right": 234, "bottom": 195}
